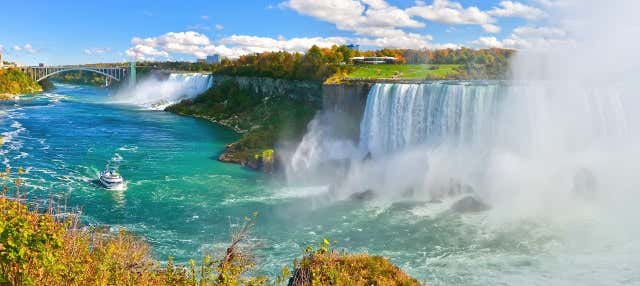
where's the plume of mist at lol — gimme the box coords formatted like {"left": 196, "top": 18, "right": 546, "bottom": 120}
{"left": 286, "top": 0, "right": 640, "bottom": 220}
{"left": 486, "top": 0, "right": 640, "bottom": 218}
{"left": 110, "top": 73, "right": 213, "bottom": 110}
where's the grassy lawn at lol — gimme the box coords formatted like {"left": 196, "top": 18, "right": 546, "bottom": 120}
{"left": 345, "top": 64, "right": 463, "bottom": 80}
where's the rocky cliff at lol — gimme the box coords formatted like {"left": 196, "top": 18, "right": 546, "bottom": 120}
{"left": 168, "top": 76, "right": 374, "bottom": 173}
{"left": 322, "top": 82, "right": 373, "bottom": 141}
{"left": 215, "top": 75, "right": 323, "bottom": 104}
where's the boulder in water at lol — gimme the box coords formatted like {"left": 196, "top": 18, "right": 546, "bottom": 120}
{"left": 450, "top": 196, "right": 490, "bottom": 213}
{"left": 349, "top": 189, "right": 376, "bottom": 201}
{"left": 572, "top": 168, "right": 598, "bottom": 199}
{"left": 362, "top": 152, "right": 373, "bottom": 162}
{"left": 430, "top": 178, "right": 475, "bottom": 200}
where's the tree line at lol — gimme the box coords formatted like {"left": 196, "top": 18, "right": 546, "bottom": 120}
{"left": 211, "top": 45, "right": 515, "bottom": 81}
{"left": 79, "top": 45, "right": 515, "bottom": 82}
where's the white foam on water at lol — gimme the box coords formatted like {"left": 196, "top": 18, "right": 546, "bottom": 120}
{"left": 110, "top": 73, "right": 213, "bottom": 110}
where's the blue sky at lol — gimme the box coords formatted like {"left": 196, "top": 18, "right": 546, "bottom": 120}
{"left": 0, "top": 0, "right": 559, "bottom": 65}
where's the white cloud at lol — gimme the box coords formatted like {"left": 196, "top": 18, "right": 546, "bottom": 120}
{"left": 281, "top": 0, "right": 446, "bottom": 47}
{"left": 407, "top": 0, "right": 493, "bottom": 25}
{"left": 201, "top": 15, "right": 210, "bottom": 20}
{"left": 355, "top": 32, "right": 435, "bottom": 49}
{"left": 473, "top": 26, "right": 569, "bottom": 50}
{"left": 23, "top": 44, "right": 36, "bottom": 53}
{"left": 0, "top": 45, "right": 4, "bottom": 53}
{"left": 126, "top": 44, "right": 170, "bottom": 60}
{"left": 472, "top": 36, "right": 503, "bottom": 48}
{"left": 283, "top": 0, "right": 424, "bottom": 36}
{"left": 534, "top": 0, "right": 569, "bottom": 8}
{"left": 283, "top": 0, "right": 552, "bottom": 38}
{"left": 84, "top": 47, "right": 111, "bottom": 55}
{"left": 128, "top": 0, "right": 556, "bottom": 60}
{"left": 488, "top": 1, "right": 546, "bottom": 20}
{"left": 407, "top": 0, "right": 501, "bottom": 32}
{"left": 513, "top": 26, "right": 566, "bottom": 38}
{"left": 125, "top": 31, "right": 347, "bottom": 60}
{"left": 219, "top": 34, "right": 347, "bottom": 54}
{"left": 10, "top": 43, "right": 37, "bottom": 53}
{"left": 482, "top": 24, "right": 501, "bottom": 33}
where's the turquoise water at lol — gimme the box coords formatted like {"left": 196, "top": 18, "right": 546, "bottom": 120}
{"left": 2, "top": 83, "right": 637, "bottom": 285}
{"left": 0, "top": 84, "right": 268, "bottom": 257}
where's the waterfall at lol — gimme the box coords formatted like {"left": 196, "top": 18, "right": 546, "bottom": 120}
{"left": 111, "top": 73, "right": 213, "bottom": 110}
{"left": 290, "top": 80, "right": 632, "bottom": 204}
{"left": 359, "top": 82, "right": 505, "bottom": 156}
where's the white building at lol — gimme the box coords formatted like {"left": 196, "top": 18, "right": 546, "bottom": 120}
{"left": 350, "top": 56, "right": 397, "bottom": 64}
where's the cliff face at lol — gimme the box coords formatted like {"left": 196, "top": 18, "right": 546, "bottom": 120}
{"left": 215, "top": 75, "right": 323, "bottom": 104}
{"left": 322, "top": 82, "right": 373, "bottom": 141}
{"left": 168, "top": 76, "right": 374, "bottom": 173}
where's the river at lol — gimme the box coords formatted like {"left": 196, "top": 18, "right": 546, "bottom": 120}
{"left": 2, "top": 82, "right": 637, "bottom": 285}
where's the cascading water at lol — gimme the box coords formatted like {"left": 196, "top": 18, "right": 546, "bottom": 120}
{"left": 286, "top": 1, "right": 640, "bottom": 282}
{"left": 111, "top": 73, "right": 213, "bottom": 110}
{"left": 359, "top": 82, "right": 505, "bottom": 156}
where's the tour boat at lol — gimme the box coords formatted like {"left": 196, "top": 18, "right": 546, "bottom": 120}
{"left": 99, "top": 169, "right": 125, "bottom": 189}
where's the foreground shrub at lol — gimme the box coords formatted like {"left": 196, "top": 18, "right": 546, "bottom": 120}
{"left": 287, "top": 240, "right": 421, "bottom": 286}
{"left": 0, "top": 194, "right": 166, "bottom": 285}
{"left": 0, "top": 189, "right": 420, "bottom": 285}
{"left": 0, "top": 193, "right": 267, "bottom": 286}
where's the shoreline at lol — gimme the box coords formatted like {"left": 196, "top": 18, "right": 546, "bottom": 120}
{"left": 168, "top": 110, "right": 248, "bottom": 134}
{"left": 167, "top": 109, "right": 259, "bottom": 169}
{"left": 0, "top": 93, "right": 20, "bottom": 100}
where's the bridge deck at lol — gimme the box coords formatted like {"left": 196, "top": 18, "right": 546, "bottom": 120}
{"left": 21, "top": 65, "right": 132, "bottom": 83}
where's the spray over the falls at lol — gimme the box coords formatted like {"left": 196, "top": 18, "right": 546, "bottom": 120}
{"left": 290, "top": 0, "right": 640, "bottom": 218}
{"left": 111, "top": 73, "right": 213, "bottom": 110}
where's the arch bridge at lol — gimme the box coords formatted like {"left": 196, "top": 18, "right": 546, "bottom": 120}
{"left": 21, "top": 63, "right": 136, "bottom": 85}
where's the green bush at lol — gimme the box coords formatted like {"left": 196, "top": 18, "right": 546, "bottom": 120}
{"left": 167, "top": 80, "right": 317, "bottom": 168}
{"left": 0, "top": 69, "right": 42, "bottom": 95}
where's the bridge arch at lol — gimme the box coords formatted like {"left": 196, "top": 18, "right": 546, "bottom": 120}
{"left": 35, "top": 67, "right": 122, "bottom": 82}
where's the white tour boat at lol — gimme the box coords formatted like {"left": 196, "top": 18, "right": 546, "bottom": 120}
{"left": 99, "top": 169, "right": 125, "bottom": 189}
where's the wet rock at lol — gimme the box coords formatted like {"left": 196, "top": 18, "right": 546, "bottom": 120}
{"left": 388, "top": 201, "right": 427, "bottom": 212}
{"left": 401, "top": 188, "right": 415, "bottom": 198}
{"left": 450, "top": 196, "right": 490, "bottom": 213}
{"left": 430, "top": 178, "right": 475, "bottom": 200}
{"left": 572, "top": 168, "right": 598, "bottom": 199}
{"left": 349, "top": 189, "right": 376, "bottom": 201}
{"left": 218, "top": 145, "right": 243, "bottom": 164}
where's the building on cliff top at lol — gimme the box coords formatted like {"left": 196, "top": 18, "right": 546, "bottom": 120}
{"left": 351, "top": 56, "right": 397, "bottom": 64}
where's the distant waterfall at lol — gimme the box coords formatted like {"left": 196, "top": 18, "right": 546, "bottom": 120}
{"left": 111, "top": 73, "right": 213, "bottom": 110}
{"left": 359, "top": 83, "right": 506, "bottom": 156}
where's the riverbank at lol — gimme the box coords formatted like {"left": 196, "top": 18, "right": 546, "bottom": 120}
{"left": 166, "top": 77, "right": 319, "bottom": 172}
{"left": 0, "top": 68, "right": 42, "bottom": 96}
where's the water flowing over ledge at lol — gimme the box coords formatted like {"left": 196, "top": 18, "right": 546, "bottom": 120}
{"left": 110, "top": 73, "right": 213, "bottom": 110}
{"left": 359, "top": 82, "right": 506, "bottom": 156}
